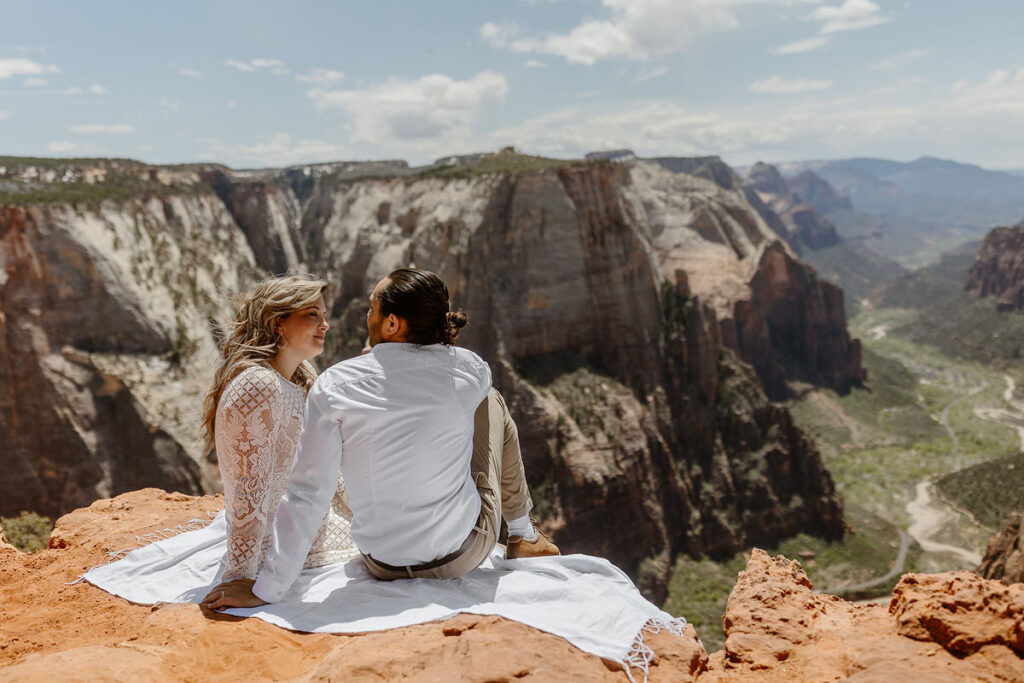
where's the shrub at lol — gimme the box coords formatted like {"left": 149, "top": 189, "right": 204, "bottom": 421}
{"left": 1, "top": 511, "right": 52, "bottom": 553}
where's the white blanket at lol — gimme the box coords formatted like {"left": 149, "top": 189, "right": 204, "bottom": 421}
{"left": 84, "top": 512, "right": 687, "bottom": 681}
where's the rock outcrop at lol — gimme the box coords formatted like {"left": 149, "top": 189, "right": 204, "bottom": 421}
{"left": 703, "top": 549, "right": 1024, "bottom": 681}
{"left": 965, "top": 226, "right": 1024, "bottom": 312}
{"left": 0, "top": 490, "right": 708, "bottom": 682}
{"left": 743, "top": 162, "right": 841, "bottom": 254}
{"left": 787, "top": 169, "right": 854, "bottom": 216}
{"left": 0, "top": 153, "right": 860, "bottom": 599}
{"left": 4, "top": 495, "right": 1022, "bottom": 681}
{"left": 979, "top": 511, "right": 1024, "bottom": 584}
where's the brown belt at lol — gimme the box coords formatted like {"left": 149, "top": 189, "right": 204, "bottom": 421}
{"left": 366, "top": 528, "right": 479, "bottom": 577}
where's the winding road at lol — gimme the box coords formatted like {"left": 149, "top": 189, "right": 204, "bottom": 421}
{"left": 835, "top": 375, "right": 1005, "bottom": 594}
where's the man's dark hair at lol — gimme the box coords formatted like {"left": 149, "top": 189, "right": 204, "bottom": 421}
{"left": 378, "top": 268, "right": 468, "bottom": 346}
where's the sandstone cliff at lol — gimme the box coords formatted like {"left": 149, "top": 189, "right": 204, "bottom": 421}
{"left": 965, "top": 226, "right": 1024, "bottom": 312}
{"left": 3, "top": 491, "right": 1021, "bottom": 682}
{"left": 0, "top": 184, "right": 260, "bottom": 518}
{"left": 744, "top": 162, "right": 841, "bottom": 254}
{"left": 0, "top": 153, "right": 861, "bottom": 599}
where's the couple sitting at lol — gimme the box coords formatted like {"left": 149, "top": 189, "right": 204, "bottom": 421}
{"left": 199, "top": 267, "right": 559, "bottom": 611}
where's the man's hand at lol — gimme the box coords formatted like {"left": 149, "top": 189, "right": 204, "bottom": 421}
{"left": 201, "top": 578, "right": 269, "bottom": 611}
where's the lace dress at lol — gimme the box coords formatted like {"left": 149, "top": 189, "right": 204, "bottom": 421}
{"left": 215, "top": 365, "right": 359, "bottom": 581}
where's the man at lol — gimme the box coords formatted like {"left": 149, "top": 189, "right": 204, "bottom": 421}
{"left": 205, "top": 268, "right": 558, "bottom": 609}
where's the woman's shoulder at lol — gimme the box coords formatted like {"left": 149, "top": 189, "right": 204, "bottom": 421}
{"left": 220, "top": 365, "right": 287, "bottom": 408}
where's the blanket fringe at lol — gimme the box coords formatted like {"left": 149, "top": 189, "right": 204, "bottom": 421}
{"left": 622, "top": 616, "right": 691, "bottom": 683}
{"left": 65, "top": 511, "right": 219, "bottom": 585}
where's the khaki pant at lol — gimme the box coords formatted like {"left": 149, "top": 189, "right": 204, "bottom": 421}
{"left": 361, "top": 388, "right": 534, "bottom": 580}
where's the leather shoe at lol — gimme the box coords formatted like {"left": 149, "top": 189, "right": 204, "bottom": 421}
{"left": 505, "top": 527, "right": 560, "bottom": 559}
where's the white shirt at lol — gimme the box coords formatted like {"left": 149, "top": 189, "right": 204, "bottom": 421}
{"left": 253, "top": 342, "right": 491, "bottom": 602}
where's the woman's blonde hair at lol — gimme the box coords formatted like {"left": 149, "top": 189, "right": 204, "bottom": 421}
{"left": 202, "top": 275, "right": 329, "bottom": 448}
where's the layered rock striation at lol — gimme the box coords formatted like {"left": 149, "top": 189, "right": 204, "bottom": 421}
{"left": 965, "top": 226, "right": 1024, "bottom": 312}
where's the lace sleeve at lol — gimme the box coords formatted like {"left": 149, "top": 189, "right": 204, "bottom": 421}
{"left": 215, "top": 367, "right": 287, "bottom": 582}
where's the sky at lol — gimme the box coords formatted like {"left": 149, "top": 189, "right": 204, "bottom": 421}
{"left": 2, "top": 0, "right": 1023, "bottom": 170}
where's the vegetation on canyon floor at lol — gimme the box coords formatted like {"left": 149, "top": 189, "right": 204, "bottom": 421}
{"left": 1, "top": 511, "right": 52, "bottom": 553}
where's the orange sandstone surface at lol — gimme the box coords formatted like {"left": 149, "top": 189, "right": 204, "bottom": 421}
{"left": 2, "top": 490, "right": 1023, "bottom": 682}
{"left": 0, "top": 490, "right": 706, "bottom": 682}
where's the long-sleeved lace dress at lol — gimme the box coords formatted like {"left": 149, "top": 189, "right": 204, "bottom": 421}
{"left": 215, "top": 365, "right": 359, "bottom": 581}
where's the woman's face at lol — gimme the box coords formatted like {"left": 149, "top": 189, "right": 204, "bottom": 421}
{"left": 277, "top": 296, "right": 329, "bottom": 360}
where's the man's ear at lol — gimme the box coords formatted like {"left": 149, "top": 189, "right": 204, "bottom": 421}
{"left": 382, "top": 313, "right": 401, "bottom": 341}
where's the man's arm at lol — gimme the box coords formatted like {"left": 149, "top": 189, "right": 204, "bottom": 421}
{"left": 251, "top": 381, "right": 344, "bottom": 603}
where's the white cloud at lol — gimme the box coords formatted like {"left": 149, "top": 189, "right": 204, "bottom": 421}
{"left": 48, "top": 141, "right": 77, "bottom": 152}
{"left": 487, "top": 97, "right": 925, "bottom": 163}
{"left": 481, "top": 0, "right": 753, "bottom": 65}
{"left": 70, "top": 124, "right": 135, "bottom": 134}
{"left": 524, "top": 60, "right": 546, "bottom": 68}
{"left": 179, "top": 68, "right": 202, "bottom": 78}
{"left": 0, "top": 57, "right": 59, "bottom": 79}
{"left": 482, "top": 0, "right": 827, "bottom": 65}
{"left": 0, "top": 111, "right": 10, "bottom": 120}
{"left": 226, "top": 99, "right": 238, "bottom": 108}
{"left": 771, "top": 36, "right": 829, "bottom": 54}
{"left": 943, "top": 68, "right": 1024, "bottom": 116}
{"left": 750, "top": 75, "right": 833, "bottom": 94}
{"left": 295, "top": 68, "right": 345, "bottom": 84}
{"left": 225, "top": 58, "right": 285, "bottom": 73}
{"left": 198, "top": 133, "right": 348, "bottom": 167}
{"left": 307, "top": 71, "right": 508, "bottom": 149}
{"left": 869, "top": 49, "right": 933, "bottom": 71}
{"left": 64, "top": 86, "right": 82, "bottom": 95}
{"left": 810, "top": 0, "right": 890, "bottom": 34}
{"left": 88, "top": 83, "right": 107, "bottom": 94}
{"left": 23, "top": 77, "right": 48, "bottom": 87}
{"left": 635, "top": 65, "right": 668, "bottom": 83}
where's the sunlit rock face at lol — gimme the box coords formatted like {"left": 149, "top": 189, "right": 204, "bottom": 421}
{"left": 702, "top": 549, "right": 1024, "bottom": 681}
{"left": 0, "top": 195, "right": 259, "bottom": 518}
{"left": 0, "top": 154, "right": 859, "bottom": 598}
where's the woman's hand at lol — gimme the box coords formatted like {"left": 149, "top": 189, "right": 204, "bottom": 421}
{"left": 201, "top": 578, "right": 269, "bottom": 611}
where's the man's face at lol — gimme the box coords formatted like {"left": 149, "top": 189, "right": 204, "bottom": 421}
{"left": 365, "top": 278, "right": 388, "bottom": 347}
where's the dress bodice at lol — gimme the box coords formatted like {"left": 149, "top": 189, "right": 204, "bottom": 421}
{"left": 215, "top": 365, "right": 357, "bottom": 581}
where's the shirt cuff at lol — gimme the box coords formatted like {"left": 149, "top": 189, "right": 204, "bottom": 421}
{"left": 252, "top": 572, "right": 286, "bottom": 603}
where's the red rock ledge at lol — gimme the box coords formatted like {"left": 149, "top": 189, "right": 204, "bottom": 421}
{"left": 0, "top": 489, "right": 706, "bottom": 682}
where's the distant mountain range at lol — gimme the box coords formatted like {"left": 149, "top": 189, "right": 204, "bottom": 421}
{"left": 771, "top": 157, "right": 1024, "bottom": 268}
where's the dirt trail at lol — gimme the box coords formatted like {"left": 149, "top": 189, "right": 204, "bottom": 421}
{"left": 974, "top": 374, "right": 1024, "bottom": 451}
{"left": 905, "top": 481, "right": 982, "bottom": 566}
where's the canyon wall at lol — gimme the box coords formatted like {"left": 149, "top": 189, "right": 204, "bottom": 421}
{"left": 965, "top": 226, "right": 1024, "bottom": 312}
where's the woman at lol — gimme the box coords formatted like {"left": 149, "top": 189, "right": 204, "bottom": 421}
{"left": 84, "top": 275, "right": 358, "bottom": 608}
{"left": 199, "top": 276, "right": 358, "bottom": 605}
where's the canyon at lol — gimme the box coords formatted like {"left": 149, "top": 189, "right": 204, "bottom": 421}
{"left": 0, "top": 151, "right": 863, "bottom": 600}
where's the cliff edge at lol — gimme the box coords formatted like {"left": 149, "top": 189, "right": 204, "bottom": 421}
{"left": 3, "top": 491, "right": 1021, "bottom": 682}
